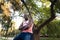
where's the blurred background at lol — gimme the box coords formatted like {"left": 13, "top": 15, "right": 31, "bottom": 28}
{"left": 0, "top": 0, "right": 60, "bottom": 40}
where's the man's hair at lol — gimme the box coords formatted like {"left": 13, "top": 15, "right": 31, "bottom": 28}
{"left": 24, "top": 14, "right": 29, "bottom": 20}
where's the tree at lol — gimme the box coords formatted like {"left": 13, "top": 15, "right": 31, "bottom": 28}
{"left": 21, "top": 0, "right": 57, "bottom": 40}
{"left": 0, "top": 0, "right": 12, "bottom": 37}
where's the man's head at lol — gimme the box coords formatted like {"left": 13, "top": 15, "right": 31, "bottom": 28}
{"left": 23, "top": 14, "right": 28, "bottom": 21}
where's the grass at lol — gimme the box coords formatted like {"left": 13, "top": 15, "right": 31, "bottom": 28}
{"left": 40, "top": 37, "right": 60, "bottom": 40}
{"left": 0, "top": 37, "right": 60, "bottom": 40}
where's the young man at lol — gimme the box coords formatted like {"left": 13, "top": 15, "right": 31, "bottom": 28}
{"left": 13, "top": 14, "right": 34, "bottom": 40}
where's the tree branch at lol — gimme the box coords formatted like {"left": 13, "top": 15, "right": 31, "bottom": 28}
{"left": 21, "top": 0, "right": 33, "bottom": 20}
{"left": 21, "top": 0, "right": 31, "bottom": 16}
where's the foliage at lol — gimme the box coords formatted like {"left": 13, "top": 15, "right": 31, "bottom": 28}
{"left": 40, "top": 19, "right": 60, "bottom": 37}
{"left": 55, "top": 0, "right": 60, "bottom": 13}
{"left": 47, "top": 20, "right": 60, "bottom": 37}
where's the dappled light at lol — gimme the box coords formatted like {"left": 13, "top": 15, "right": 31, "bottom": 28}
{"left": 0, "top": 0, "right": 60, "bottom": 40}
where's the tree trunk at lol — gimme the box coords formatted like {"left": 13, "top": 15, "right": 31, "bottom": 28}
{"left": 33, "top": 33, "right": 40, "bottom": 40}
